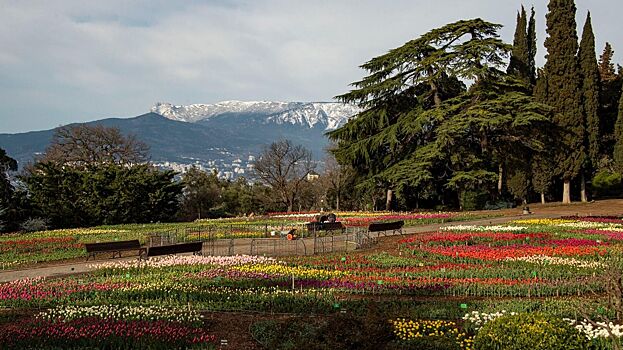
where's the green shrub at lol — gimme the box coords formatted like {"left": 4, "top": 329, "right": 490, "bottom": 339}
{"left": 460, "top": 190, "right": 489, "bottom": 211}
{"left": 592, "top": 170, "right": 623, "bottom": 198}
{"left": 250, "top": 311, "right": 393, "bottom": 350}
{"left": 474, "top": 312, "right": 590, "bottom": 350}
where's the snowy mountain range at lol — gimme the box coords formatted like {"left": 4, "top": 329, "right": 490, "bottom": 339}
{"left": 151, "top": 101, "right": 360, "bottom": 130}
{"left": 0, "top": 101, "right": 361, "bottom": 175}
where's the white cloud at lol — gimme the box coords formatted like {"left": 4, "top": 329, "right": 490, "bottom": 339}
{"left": 0, "top": 0, "right": 621, "bottom": 132}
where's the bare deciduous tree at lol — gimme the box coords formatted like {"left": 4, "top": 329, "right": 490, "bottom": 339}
{"left": 253, "top": 140, "right": 315, "bottom": 212}
{"left": 322, "top": 155, "right": 353, "bottom": 211}
{"left": 40, "top": 124, "right": 149, "bottom": 166}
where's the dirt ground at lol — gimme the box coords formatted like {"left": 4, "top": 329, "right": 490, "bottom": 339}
{"left": 472, "top": 198, "right": 623, "bottom": 217}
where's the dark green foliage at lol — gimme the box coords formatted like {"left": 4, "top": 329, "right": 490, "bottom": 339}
{"left": 329, "top": 19, "right": 551, "bottom": 209}
{"left": 179, "top": 167, "right": 221, "bottom": 220}
{"left": 539, "top": 0, "right": 585, "bottom": 193}
{"left": 599, "top": 43, "right": 617, "bottom": 82}
{"left": 578, "top": 12, "right": 601, "bottom": 167}
{"left": 592, "top": 170, "right": 623, "bottom": 198}
{"left": 527, "top": 7, "right": 538, "bottom": 84}
{"left": 600, "top": 44, "right": 623, "bottom": 158}
{"left": 22, "top": 163, "right": 182, "bottom": 228}
{"left": 178, "top": 168, "right": 272, "bottom": 220}
{"left": 507, "top": 169, "right": 531, "bottom": 203}
{"left": 532, "top": 152, "right": 555, "bottom": 199}
{"left": 250, "top": 312, "right": 392, "bottom": 350}
{"left": 531, "top": 69, "right": 556, "bottom": 200}
{"left": 460, "top": 190, "right": 489, "bottom": 211}
{"left": 615, "top": 89, "right": 623, "bottom": 171}
{"left": 0, "top": 148, "right": 22, "bottom": 232}
{"left": 0, "top": 148, "right": 17, "bottom": 205}
{"left": 474, "top": 312, "right": 590, "bottom": 350}
{"left": 508, "top": 6, "right": 530, "bottom": 83}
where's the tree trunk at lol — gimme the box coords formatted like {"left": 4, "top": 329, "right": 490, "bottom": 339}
{"left": 580, "top": 172, "right": 588, "bottom": 202}
{"left": 541, "top": 192, "right": 546, "bottom": 205}
{"left": 385, "top": 189, "right": 393, "bottom": 211}
{"left": 428, "top": 69, "right": 442, "bottom": 107}
{"left": 562, "top": 180, "right": 571, "bottom": 204}
{"left": 497, "top": 163, "right": 504, "bottom": 195}
{"left": 336, "top": 192, "right": 340, "bottom": 211}
{"left": 458, "top": 190, "right": 463, "bottom": 211}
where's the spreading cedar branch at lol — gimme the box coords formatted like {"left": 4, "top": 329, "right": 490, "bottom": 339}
{"left": 328, "top": 18, "right": 553, "bottom": 203}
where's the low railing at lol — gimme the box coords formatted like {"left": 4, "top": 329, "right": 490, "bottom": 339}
{"left": 145, "top": 223, "right": 406, "bottom": 257}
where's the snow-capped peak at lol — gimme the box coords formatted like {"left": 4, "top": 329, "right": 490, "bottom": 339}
{"left": 151, "top": 101, "right": 360, "bottom": 130}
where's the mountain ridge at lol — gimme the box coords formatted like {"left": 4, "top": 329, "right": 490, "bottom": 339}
{"left": 0, "top": 101, "right": 360, "bottom": 175}
{"left": 151, "top": 100, "right": 359, "bottom": 130}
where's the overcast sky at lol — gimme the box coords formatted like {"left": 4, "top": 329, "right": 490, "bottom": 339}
{"left": 0, "top": 0, "right": 621, "bottom": 133}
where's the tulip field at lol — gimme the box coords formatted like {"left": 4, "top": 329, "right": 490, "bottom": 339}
{"left": 0, "top": 210, "right": 471, "bottom": 269}
{"left": 2, "top": 214, "right": 623, "bottom": 348}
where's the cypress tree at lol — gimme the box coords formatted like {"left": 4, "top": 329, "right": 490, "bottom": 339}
{"left": 599, "top": 43, "right": 617, "bottom": 82}
{"left": 539, "top": 0, "right": 585, "bottom": 204}
{"left": 614, "top": 89, "right": 623, "bottom": 171}
{"left": 532, "top": 69, "right": 555, "bottom": 203}
{"left": 508, "top": 7, "right": 530, "bottom": 82}
{"left": 578, "top": 12, "right": 601, "bottom": 202}
{"left": 527, "top": 7, "right": 538, "bottom": 84}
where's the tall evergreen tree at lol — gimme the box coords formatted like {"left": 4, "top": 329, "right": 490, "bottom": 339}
{"left": 0, "top": 148, "right": 17, "bottom": 206}
{"left": 578, "top": 11, "right": 601, "bottom": 202}
{"left": 0, "top": 148, "right": 18, "bottom": 232}
{"left": 329, "top": 19, "right": 510, "bottom": 209}
{"left": 614, "top": 89, "right": 623, "bottom": 171}
{"left": 532, "top": 69, "right": 556, "bottom": 203}
{"left": 527, "top": 7, "right": 538, "bottom": 84}
{"left": 599, "top": 43, "right": 617, "bottom": 82}
{"left": 538, "top": 0, "right": 584, "bottom": 204}
{"left": 598, "top": 43, "right": 623, "bottom": 157}
{"left": 329, "top": 19, "right": 552, "bottom": 210}
{"left": 508, "top": 7, "right": 530, "bottom": 82}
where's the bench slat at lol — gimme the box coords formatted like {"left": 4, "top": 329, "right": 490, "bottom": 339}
{"left": 368, "top": 221, "right": 404, "bottom": 233}
{"left": 85, "top": 240, "right": 141, "bottom": 253}
{"left": 146, "top": 242, "right": 203, "bottom": 258}
{"left": 84, "top": 239, "right": 144, "bottom": 261}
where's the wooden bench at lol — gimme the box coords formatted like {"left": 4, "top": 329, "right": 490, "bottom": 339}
{"left": 144, "top": 241, "right": 203, "bottom": 259}
{"left": 84, "top": 240, "right": 146, "bottom": 261}
{"left": 306, "top": 222, "right": 345, "bottom": 235}
{"left": 367, "top": 220, "right": 405, "bottom": 235}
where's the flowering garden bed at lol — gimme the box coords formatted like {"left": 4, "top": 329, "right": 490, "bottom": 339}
{"left": 0, "top": 210, "right": 479, "bottom": 268}
{"left": 2, "top": 215, "right": 623, "bottom": 348}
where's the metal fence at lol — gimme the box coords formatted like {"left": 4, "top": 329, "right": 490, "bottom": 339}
{"left": 146, "top": 224, "right": 406, "bottom": 257}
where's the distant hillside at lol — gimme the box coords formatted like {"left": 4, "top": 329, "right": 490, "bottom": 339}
{"left": 0, "top": 101, "right": 359, "bottom": 170}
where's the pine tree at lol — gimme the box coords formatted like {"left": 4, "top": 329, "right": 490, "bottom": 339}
{"left": 614, "top": 89, "right": 623, "bottom": 171}
{"left": 539, "top": 0, "right": 585, "bottom": 204}
{"left": 527, "top": 7, "right": 538, "bottom": 84}
{"left": 599, "top": 43, "right": 617, "bottom": 82}
{"left": 508, "top": 7, "right": 530, "bottom": 82}
{"left": 578, "top": 11, "right": 601, "bottom": 202}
